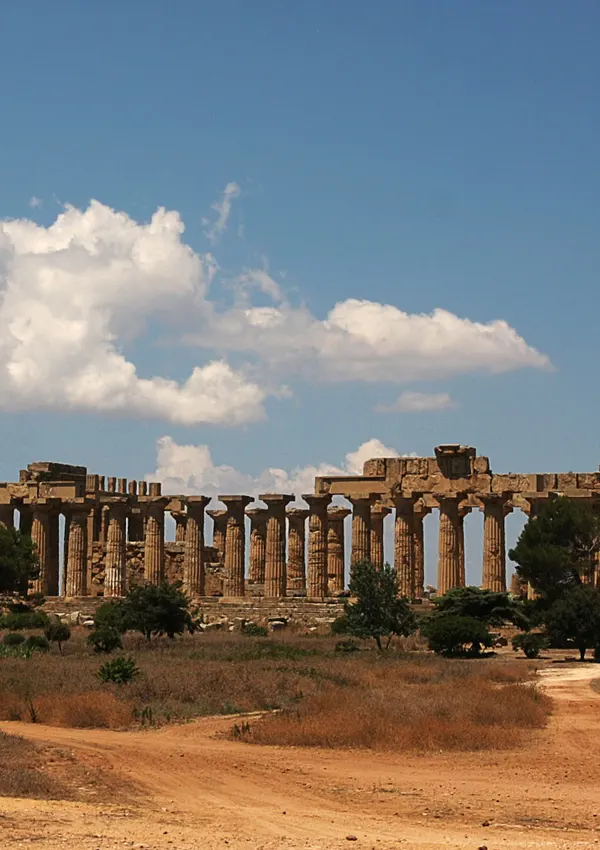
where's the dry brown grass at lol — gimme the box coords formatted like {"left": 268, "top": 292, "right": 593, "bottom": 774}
{"left": 0, "top": 731, "right": 67, "bottom": 798}
{"left": 234, "top": 661, "right": 551, "bottom": 752}
{"left": 0, "top": 629, "right": 550, "bottom": 752}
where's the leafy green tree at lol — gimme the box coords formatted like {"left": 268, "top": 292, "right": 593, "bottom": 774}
{"left": 344, "top": 561, "right": 416, "bottom": 652}
{"left": 422, "top": 615, "right": 493, "bottom": 657}
{"left": 88, "top": 626, "right": 123, "bottom": 654}
{"left": 509, "top": 497, "right": 600, "bottom": 601}
{"left": 121, "top": 581, "right": 193, "bottom": 641}
{"left": 433, "top": 586, "right": 528, "bottom": 628}
{"left": 0, "top": 526, "right": 39, "bottom": 595}
{"left": 542, "top": 584, "right": 600, "bottom": 660}
{"left": 94, "top": 600, "right": 128, "bottom": 633}
{"left": 43, "top": 621, "right": 71, "bottom": 654}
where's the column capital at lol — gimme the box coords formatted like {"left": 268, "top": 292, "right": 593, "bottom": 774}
{"left": 370, "top": 503, "right": 391, "bottom": 519}
{"left": 184, "top": 495, "right": 211, "bottom": 509}
{"left": 347, "top": 493, "right": 379, "bottom": 506}
{"left": 259, "top": 493, "right": 294, "bottom": 507}
{"left": 302, "top": 493, "right": 332, "bottom": 510}
{"left": 287, "top": 507, "right": 309, "bottom": 520}
{"left": 328, "top": 506, "right": 351, "bottom": 521}
{"left": 246, "top": 506, "right": 269, "bottom": 522}
{"left": 218, "top": 495, "right": 253, "bottom": 509}
{"left": 207, "top": 508, "right": 227, "bottom": 520}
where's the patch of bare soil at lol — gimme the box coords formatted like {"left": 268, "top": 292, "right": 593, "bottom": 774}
{"left": 1, "top": 662, "right": 599, "bottom": 850}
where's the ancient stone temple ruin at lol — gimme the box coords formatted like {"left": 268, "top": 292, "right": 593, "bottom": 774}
{"left": 1, "top": 445, "right": 599, "bottom": 600}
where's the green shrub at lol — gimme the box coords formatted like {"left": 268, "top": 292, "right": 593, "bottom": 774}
{"left": 330, "top": 615, "right": 349, "bottom": 635}
{"left": 0, "top": 611, "right": 49, "bottom": 630}
{"left": 2, "top": 632, "right": 25, "bottom": 646}
{"left": 512, "top": 631, "right": 549, "bottom": 659}
{"left": 241, "top": 622, "right": 269, "bottom": 637}
{"left": 43, "top": 622, "right": 71, "bottom": 654}
{"left": 24, "top": 635, "right": 49, "bottom": 653}
{"left": 422, "top": 615, "right": 493, "bottom": 657}
{"left": 97, "top": 656, "right": 140, "bottom": 685}
{"left": 87, "top": 626, "right": 123, "bottom": 654}
{"left": 94, "top": 601, "right": 127, "bottom": 633}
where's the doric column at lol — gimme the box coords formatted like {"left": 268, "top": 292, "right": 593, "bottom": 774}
{"left": 393, "top": 497, "right": 415, "bottom": 598}
{"left": 207, "top": 509, "right": 227, "bottom": 563}
{"left": 286, "top": 508, "right": 309, "bottom": 594}
{"left": 481, "top": 496, "right": 510, "bottom": 592}
{"left": 18, "top": 505, "right": 33, "bottom": 537}
{"left": 100, "top": 505, "right": 110, "bottom": 542}
{"left": 457, "top": 504, "right": 471, "bottom": 588}
{"left": 0, "top": 505, "right": 14, "bottom": 528}
{"left": 370, "top": 504, "right": 391, "bottom": 569}
{"left": 183, "top": 497, "right": 210, "bottom": 597}
{"left": 412, "top": 502, "right": 431, "bottom": 599}
{"left": 220, "top": 496, "right": 252, "bottom": 597}
{"left": 30, "top": 503, "right": 50, "bottom": 595}
{"left": 65, "top": 507, "right": 89, "bottom": 597}
{"left": 327, "top": 506, "right": 350, "bottom": 595}
{"left": 261, "top": 494, "right": 294, "bottom": 598}
{"left": 349, "top": 496, "right": 374, "bottom": 566}
{"left": 144, "top": 500, "right": 167, "bottom": 585}
{"left": 47, "top": 508, "right": 60, "bottom": 596}
{"left": 127, "top": 507, "right": 144, "bottom": 542}
{"left": 172, "top": 512, "right": 187, "bottom": 543}
{"left": 246, "top": 507, "right": 268, "bottom": 585}
{"left": 436, "top": 496, "right": 462, "bottom": 595}
{"left": 105, "top": 501, "right": 128, "bottom": 597}
{"left": 303, "top": 494, "right": 331, "bottom": 598}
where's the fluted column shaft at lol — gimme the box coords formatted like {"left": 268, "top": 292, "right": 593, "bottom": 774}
{"left": 30, "top": 506, "right": 50, "bottom": 595}
{"left": 144, "top": 502, "right": 165, "bottom": 585}
{"left": 394, "top": 498, "right": 415, "bottom": 598}
{"left": 370, "top": 505, "right": 390, "bottom": 569}
{"left": 481, "top": 499, "right": 508, "bottom": 592}
{"left": 47, "top": 510, "right": 60, "bottom": 596}
{"left": 173, "top": 512, "right": 187, "bottom": 543}
{"left": 350, "top": 497, "right": 372, "bottom": 566}
{"left": 208, "top": 510, "right": 227, "bottom": 564}
{"left": 287, "top": 509, "right": 308, "bottom": 594}
{"left": 183, "top": 498, "right": 209, "bottom": 596}
{"left": 437, "top": 498, "right": 461, "bottom": 595}
{"left": 412, "top": 505, "right": 431, "bottom": 599}
{"left": 262, "top": 495, "right": 293, "bottom": 598}
{"left": 105, "top": 504, "right": 127, "bottom": 597}
{"left": 457, "top": 506, "right": 471, "bottom": 588}
{"left": 327, "top": 507, "right": 349, "bottom": 594}
{"left": 303, "top": 495, "right": 331, "bottom": 598}
{"left": 247, "top": 508, "right": 268, "bottom": 585}
{"left": 65, "top": 510, "right": 88, "bottom": 597}
{"left": 221, "top": 496, "right": 251, "bottom": 597}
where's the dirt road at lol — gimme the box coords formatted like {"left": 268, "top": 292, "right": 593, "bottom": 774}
{"left": 1, "top": 663, "right": 599, "bottom": 850}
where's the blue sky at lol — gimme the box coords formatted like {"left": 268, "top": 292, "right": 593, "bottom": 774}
{"left": 1, "top": 1, "right": 599, "bottom": 582}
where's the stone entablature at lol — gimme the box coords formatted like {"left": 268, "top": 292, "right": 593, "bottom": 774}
{"left": 1, "top": 447, "right": 598, "bottom": 603}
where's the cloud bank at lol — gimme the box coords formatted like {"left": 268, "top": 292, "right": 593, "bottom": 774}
{"left": 0, "top": 198, "right": 551, "bottom": 425}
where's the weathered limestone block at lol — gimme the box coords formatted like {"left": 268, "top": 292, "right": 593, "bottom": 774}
{"left": 303, "top": 494, "right": 331, "bottom": 598}
{"left": 327, "top": 506, "right": 350, "bottom": 594}
{"left": 363, "top": 458, "right": 387, "bottom": 477}
{"left": 221, "top": 496, "right": 252, "bottom": 597}
{"left": 286, "top": 508, "right": 309, "bottom": 594}
{"left": 556, "top": 472, "right": 578, "bottom": 490}
{"left": 577, "top": 473, "right": 600, "bottom": 490}
{"left": 261, "top": 494, "right": 293, "bottom": 598}
{"left": 491, "top": 474, "right": 537, "bottom": 494}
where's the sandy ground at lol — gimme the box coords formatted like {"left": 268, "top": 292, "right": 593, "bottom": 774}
{"left": 1, "top": 662, "right": 600, "bottom": 850}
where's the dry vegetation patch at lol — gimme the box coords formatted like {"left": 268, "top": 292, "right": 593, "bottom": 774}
{"left": 0, "top": 730, "right": 70, "bottom": 798}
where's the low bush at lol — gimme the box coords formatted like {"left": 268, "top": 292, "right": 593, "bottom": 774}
{"left": 98, "top": 656, "right": 140, "bottom": 685}
{"left": 44, "top": 622, "right": 71, "bottom": 654}
{"left": 241, "top": 622, "right": 269, "bottom": 637}
{"left": 330, "top": 615, "right": 348, "bottom": 635}
{"left": 88, "top": 626, "right": 123, "bottom": 654}
{"left": 0, "top": 610, "right": 49, "bottom": 630}
{"left": 512, "top": 631, "right": 549, "bottom": 659}
{"left": 422, "top": 615, "right": 493, "bottom": 657}
{"left": 3, "top": 632, "right": 25, "bottom": 646}
{"left": 334, "top": 639, "right": 360, "bottom": 653}
{"left": 24, "top": 635, "right": 50, "bottom": 652}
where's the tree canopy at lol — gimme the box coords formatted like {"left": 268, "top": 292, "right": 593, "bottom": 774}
{"left": 0, "top": 526, "right": 39, "bottom": 596}
{"left": 120, "top": 581, "right": 194, "bottom": 641}
{"left": 509, "top": 496, "right": 600, "bottom": 601}
{"left": 344, "top": 560, "right": 416, "bottom": 651}
{"left": 543, "top": 584, "right": 600, "bottom": 660}
{"left": 432, "top": 586, "right": 528, "bottom": 628}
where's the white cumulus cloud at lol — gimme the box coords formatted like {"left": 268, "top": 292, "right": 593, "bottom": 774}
{"left": 147, "top": 435, "right": 401, "bottom": 503}
{"left": 0, "top": 201, "right": 266, "bottom": 425}
{"left": 375, "top": 391, "right": 457, "bottom": 413}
